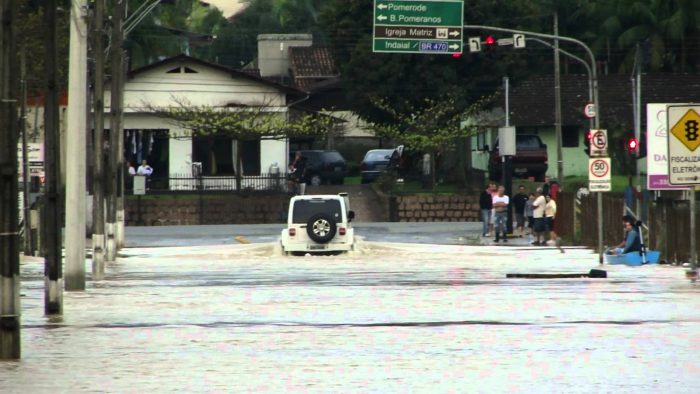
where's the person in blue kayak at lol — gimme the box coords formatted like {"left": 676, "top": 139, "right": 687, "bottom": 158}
{"left": 607, "top": 215, "right": 641, "bottom": 255}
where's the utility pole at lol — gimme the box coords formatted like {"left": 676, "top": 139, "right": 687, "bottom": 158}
{"left": 553, "top": 12, "right": 563, "bottom": 182}
{"left": 634, "top": 43, "right": 642, "bottom": 220}
{"left": 503, "top": 76, "right": 514, "bottom": 235}
{"left": 107, "top": 0, "right": 125, "bottom": 263}
{"left": 92, "top": 0, "right": 106, "bottom": 279}
{"left": 64, "top": 0, "right": 88, "bottom": 291}
{"left": 44, "top": 0, "right": 63, "bottom": 315}
{"left": 20, "top": 45, "right": 31, "bottom": 256}
{"left": 0, "top": 0, "right": 21, "bottom": 359}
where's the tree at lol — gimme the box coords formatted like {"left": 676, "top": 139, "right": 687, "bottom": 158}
{"left": 370, "top": 94, "right": 488, "bottom": 188}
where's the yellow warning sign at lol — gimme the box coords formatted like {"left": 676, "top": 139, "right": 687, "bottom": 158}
{"left": 671, "top": 109, "right": 700, "bottom": 152}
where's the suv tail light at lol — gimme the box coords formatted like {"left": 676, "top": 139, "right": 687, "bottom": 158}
{"left": 339, "top": 227, "right": 346, "bottom": 236}
{"left": 359, "top": 163, "right": 368, "bottom": 171}
{"left": 288, "top": 228, "right": 296, "bottom": 236}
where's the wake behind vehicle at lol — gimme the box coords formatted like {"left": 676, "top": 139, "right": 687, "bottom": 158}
{"left": 280, "top": 193, "right": 355, "bottom": 255}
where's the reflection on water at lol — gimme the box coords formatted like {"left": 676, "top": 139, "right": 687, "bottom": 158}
{"left": 2, "top": 242, "right": 700, "bottom": 393}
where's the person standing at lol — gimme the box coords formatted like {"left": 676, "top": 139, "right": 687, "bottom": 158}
{"left": 289, "top": 151, "right": 307, "bottom": 195}
{"left": 137, "top": 159, "right": 153, "bottom": 176}
{"left": 531, "top": 187, "right": 547, "bottom": 245}
{"left": 479, "top": 183, "right": 493, "bottom": 237}
{"left": 492, "top": 186, "right": 510, "bottom": 242}
{"left": 513, "top": 184, "right": 529, "bottom": 236}
{"left": 525, "top": 192, "right": 535, "bottom": 241}
{"left": 545, "top": 194, "right": 558, "bottom": 244}
{"left": 542, "top": 175, "right": 551, "bottom": 197}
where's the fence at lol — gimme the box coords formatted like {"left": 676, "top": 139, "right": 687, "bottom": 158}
{"left": 137, "top": 172, "right": 290, "bottom": 193}
{"left": 567, "top": 191, "right": 699, "bottom": 264}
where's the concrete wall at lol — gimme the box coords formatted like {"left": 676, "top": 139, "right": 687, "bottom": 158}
{"left": 125, "top": 194, "right": 290, "bottom": 226}
{"left": 257, "top": 34, "right": 312, "bottom": 78}
{"left": 392, "top": 195, "right": 480, "bottom": 222}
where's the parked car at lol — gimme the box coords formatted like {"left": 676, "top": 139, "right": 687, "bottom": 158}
{"left": 292, "top": 150, "right": 347, "bottom": 186}
{"left": 280, "top": 193, "right": 355, "bottom": 255}
{"left": 360, "top": 149, "right": 395, "bottom": 183}
{"left": 488, "top": 134, "right": 548, "bottom": 181}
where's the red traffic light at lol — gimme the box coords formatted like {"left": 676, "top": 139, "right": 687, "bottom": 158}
{"left": 627, "top": 137, "right": 639, "bottom": 151}
{"left": 485, "top": 36, "right": 496, "bottom": 45}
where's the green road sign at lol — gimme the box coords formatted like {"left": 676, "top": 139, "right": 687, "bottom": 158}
{"left": 373, "top": 0, "right": 464, "bottom": 55}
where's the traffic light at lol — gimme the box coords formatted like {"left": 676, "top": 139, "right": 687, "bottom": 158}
{"left": 627, "top": 137, "right": 639, "bottom": 152}
{"left": 583, "top": 130, "right": 592, "bottom": 156}
{"left": 484, "top": 36, "right": 496, "bottom": 46}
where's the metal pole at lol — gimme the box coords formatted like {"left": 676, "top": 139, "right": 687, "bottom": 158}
{"left": 635, "top": 44, "right": 642, "bottom": 220}
{"left": 64, "top": 0, "right": 88, "bottom": 291}
{"left": 553, "top": 13, "right": 564, "bottom": 182}
{"left": 92, "top": 0, "right": 106, "bottom": 280}
{"left": 116, "top": 51, "right": 126, "bottom": 250}
{"left": 691, "top": 190, "right": 697, "bottom": 268}
{"left": 0, "top": 0, "right": 21, "bottom": 359}
{"left": 503, "top": 77, "right": 513, "bottom": 235}
{"left": 44, "top": 0, "right": 63, "bottom": 315}
{"left": 20, "top": 45, "right": 31, "bottom": 256}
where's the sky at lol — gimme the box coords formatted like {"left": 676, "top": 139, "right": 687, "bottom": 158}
{"left": 204, "top": 0, "right": 247, "bottom": 18}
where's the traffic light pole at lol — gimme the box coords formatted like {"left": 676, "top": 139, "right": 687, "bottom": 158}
{"left": 464, "top": 24, "right": 603, "bottom": 262}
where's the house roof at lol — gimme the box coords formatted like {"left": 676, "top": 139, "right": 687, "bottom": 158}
{"left": 509, "top": 73, "right": 700, "bottom": 129}
{"left": 288, "top": 47, "right": 339, "bottom": 92}
{"left": 126, "top": 54, "right": 307, "bottom": 98}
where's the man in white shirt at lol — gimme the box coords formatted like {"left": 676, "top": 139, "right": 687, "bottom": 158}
{"left": 531, "top": 187, "right": 547, "bottom": 245}
{"left": 137, "top": 159, "right": 153, "bottom": 176}
{"left": 492, "top": 186, "right": 510, "bottom": 242}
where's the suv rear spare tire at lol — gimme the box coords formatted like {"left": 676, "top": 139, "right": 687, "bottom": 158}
{"left": 306, "top": 213, "right": 337, "bottom": 243}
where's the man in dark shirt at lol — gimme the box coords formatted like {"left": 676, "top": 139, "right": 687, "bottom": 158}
{"left": 513, "top": 184, "right": 529, "bottom": 236}
{"left": 479, "top": 183, "right": 495, "bottom": 237}
{"left": 608, "top": 215, "right": 641, "bottom": 255}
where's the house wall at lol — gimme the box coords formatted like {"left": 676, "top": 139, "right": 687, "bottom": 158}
{"left": 537, "top": 128, "right": 588, "bottom": 178}
{"left": 104, "top": 59, "right": 293, "bottom": 181}
{"left": 106, "top": 62, "right": 287, "bottom": 110}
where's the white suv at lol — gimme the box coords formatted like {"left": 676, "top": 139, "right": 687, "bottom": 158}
{"left": 280, "top": 193, "right": 355, "bottom": 254}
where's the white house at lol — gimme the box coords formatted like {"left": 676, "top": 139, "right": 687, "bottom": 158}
{"left": 104, "top": 54, "right": 307, "bottom": 189}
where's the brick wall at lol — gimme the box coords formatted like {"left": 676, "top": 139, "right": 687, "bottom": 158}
{"left": 125, "top": 194, "right": 289, "bottom": 226}
{"left": 392, "top": 195, "right": 480, "bottom": 222}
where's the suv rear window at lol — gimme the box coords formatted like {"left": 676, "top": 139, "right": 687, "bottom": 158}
{"left": 292, "top": 199, "right": 342, "bottom": 223}
{"left": 516, "top": 136, "right": 543, "bottom": 149}
{"left": 364, "top": 150, "right": 392, "bottom": 161}
{"left": 320, "top": 151, "right": 344, "bottom": 162}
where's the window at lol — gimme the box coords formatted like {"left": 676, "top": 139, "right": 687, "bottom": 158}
{"left": 563, "top": 125, "right": 581, "bottom": 147}
{"left": 166, "top": 67, "right": 180, "bottom": 73}
{"left": 292, "top": 199, "right": 342, "bottom": 224}
{"left": 192, "top": 136, "right": 234, "bottom": 175}
{"left": 240, "top": 139, "right": 261, "bottom": 175}
{"left": 184, "top": 67, "right": 198, "bottom": 73}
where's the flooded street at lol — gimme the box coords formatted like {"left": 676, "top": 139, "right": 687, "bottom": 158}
{"left": 2, "top": 226, "right": 700, "bottom": 392}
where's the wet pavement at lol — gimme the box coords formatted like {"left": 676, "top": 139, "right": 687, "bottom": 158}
{"left": 2, "top": 224, "right": 699, "bottom": 393}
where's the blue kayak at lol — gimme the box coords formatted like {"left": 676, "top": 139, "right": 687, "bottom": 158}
{"left": 605, "top": 250, "right": 661, "bottom": 266}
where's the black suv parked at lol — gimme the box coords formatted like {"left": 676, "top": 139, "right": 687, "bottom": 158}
{"left": 294, "top": 150, "right": 347, "bottom": 185}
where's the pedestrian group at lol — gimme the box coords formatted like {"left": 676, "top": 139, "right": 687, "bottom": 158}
{"left": 479, "top": 177, "right": 560, "bottom": 245}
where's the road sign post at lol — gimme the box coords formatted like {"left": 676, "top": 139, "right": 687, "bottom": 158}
{"left": 589, "top": 158, "right": 612, "bottom": 192}
{"left": 667, "top": 104, "right": 700, "bottom": 269}
{"left": 373, "top": 0, "right": 464, "bottom": 54}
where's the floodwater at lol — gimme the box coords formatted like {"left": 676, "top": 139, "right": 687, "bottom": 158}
{"left": 2, "top": 239, "right": 700, "bottom": 393}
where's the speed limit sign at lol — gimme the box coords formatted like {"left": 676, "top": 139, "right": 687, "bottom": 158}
{"left": 588, "top": 158, "right": 611, "bottom": 192}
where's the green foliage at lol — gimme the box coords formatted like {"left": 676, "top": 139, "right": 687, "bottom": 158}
{"left": 17, "top": 0, "right": 70, "bottom": 94}
{"left": 145, "top": 98, "right": 342, "bottom": 140}
{"left": 370, "top": 94, "right": 488, "bottom": 152}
